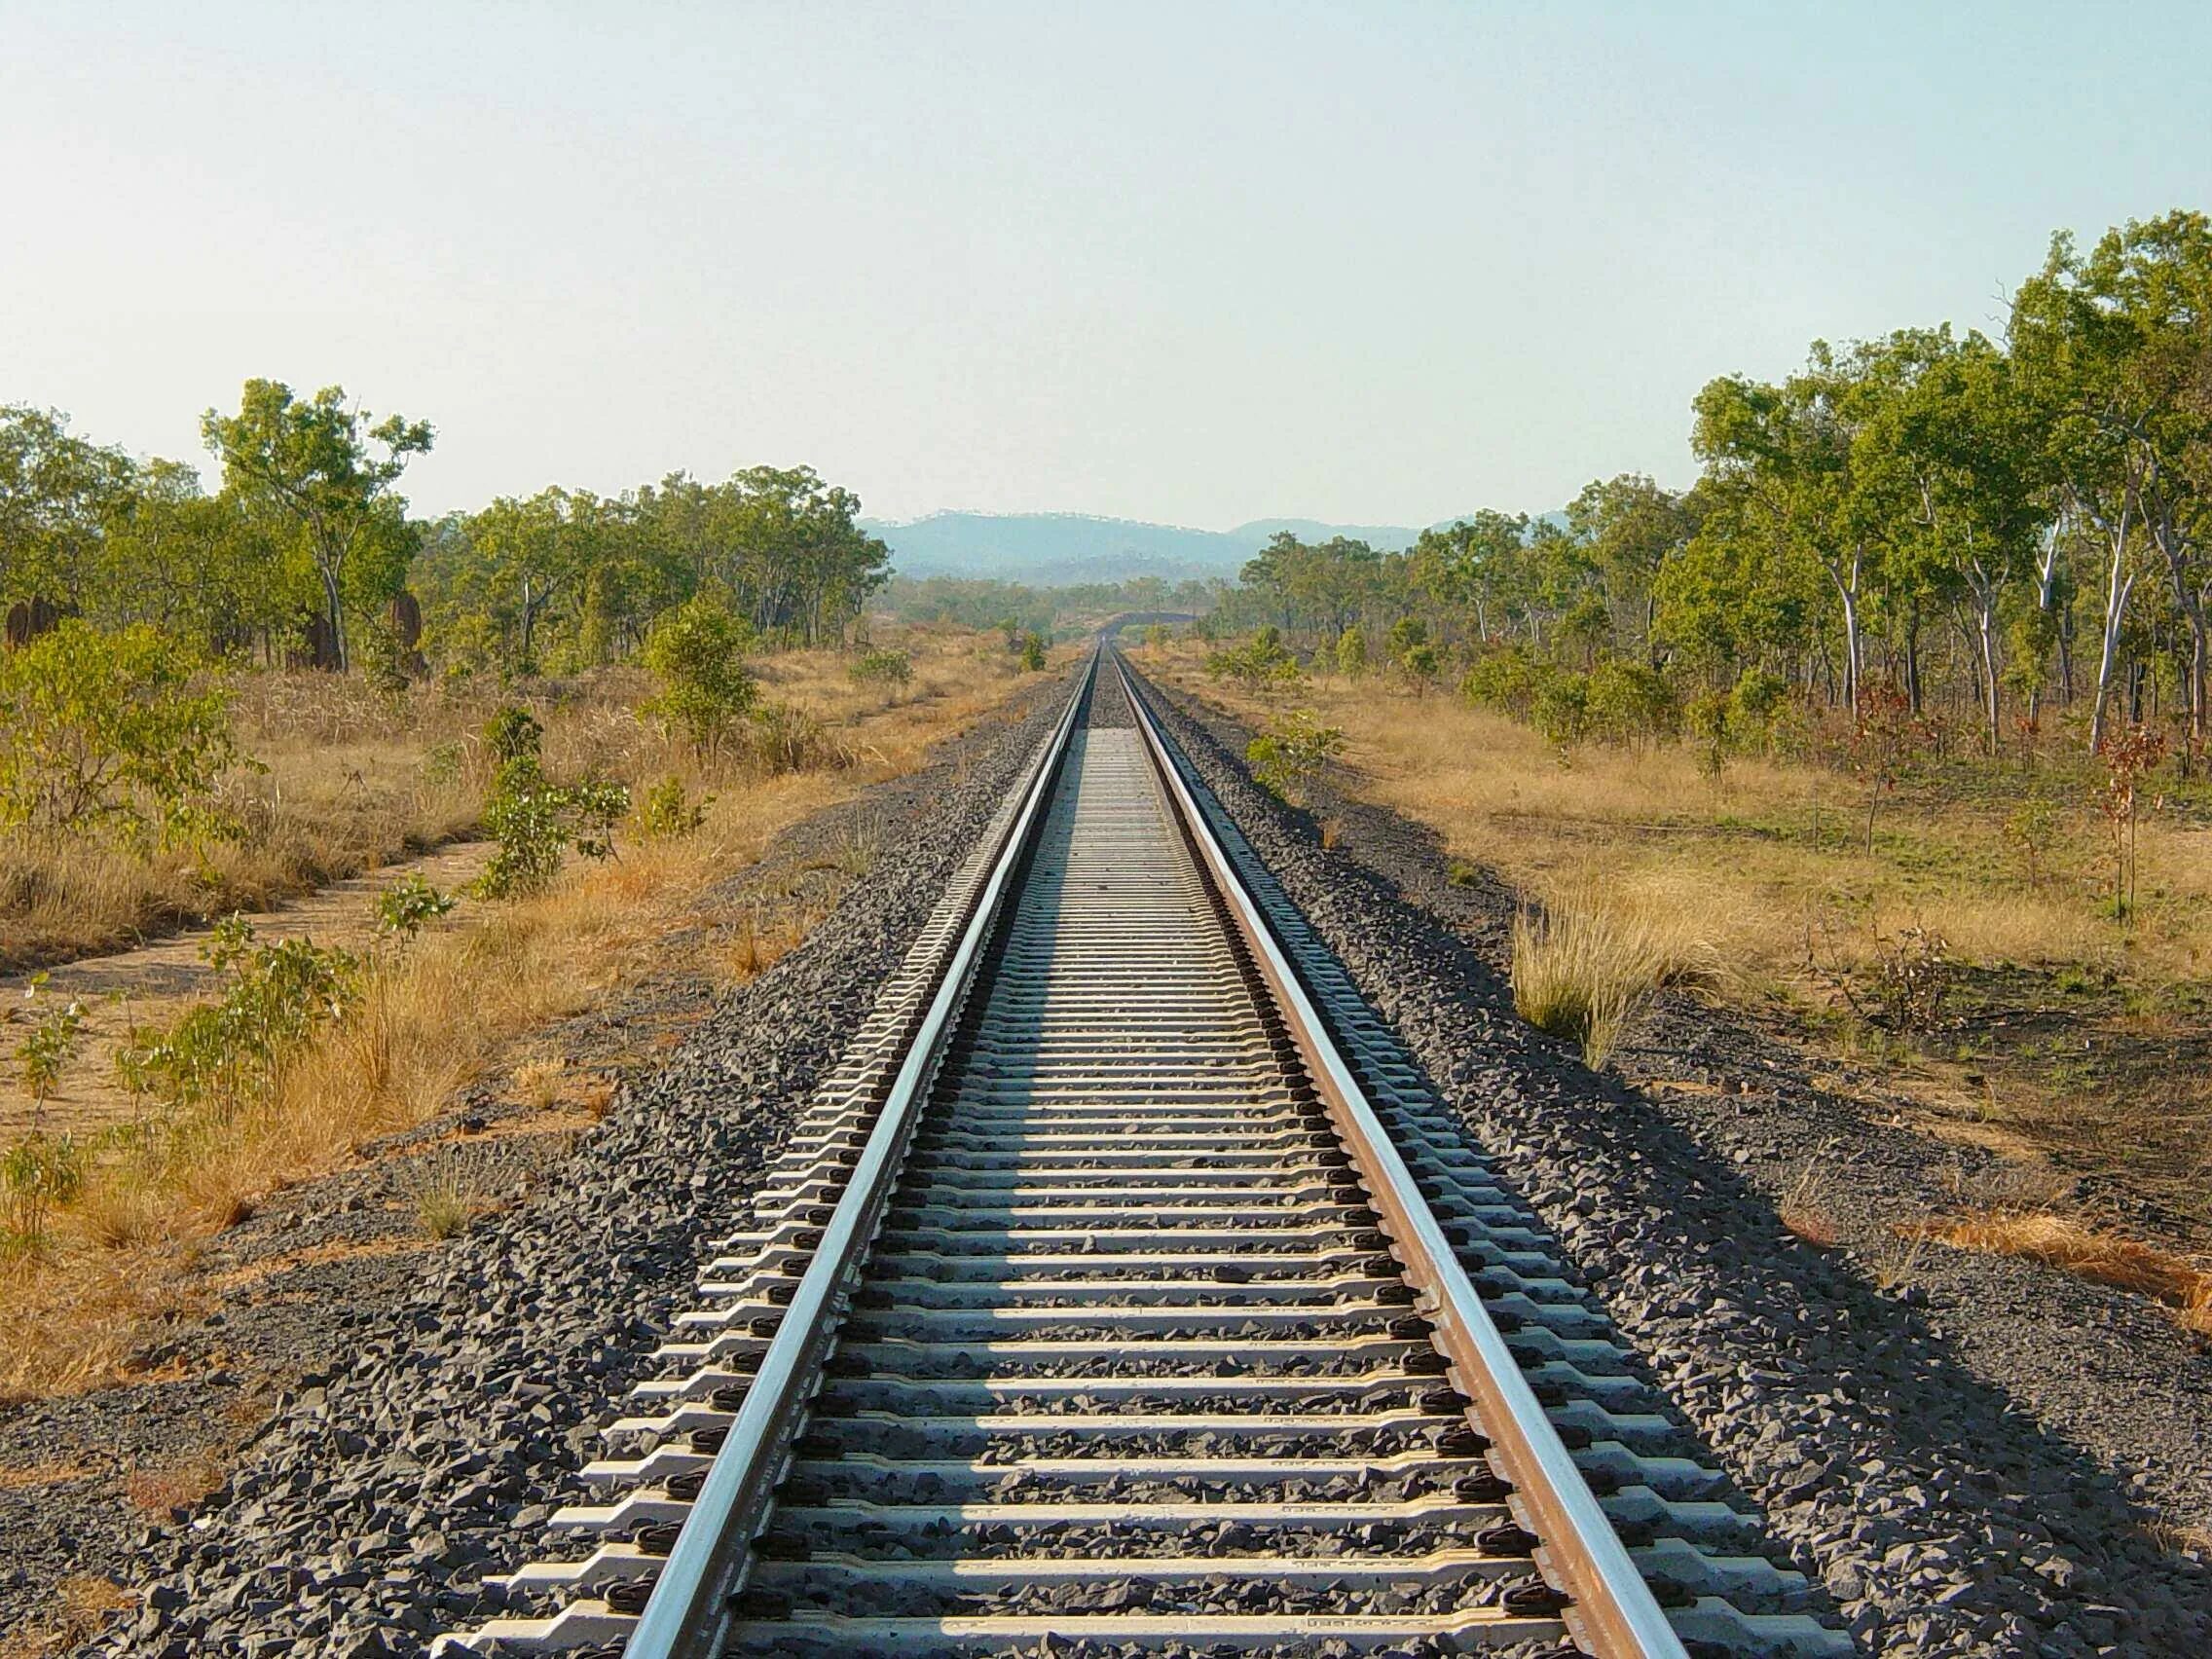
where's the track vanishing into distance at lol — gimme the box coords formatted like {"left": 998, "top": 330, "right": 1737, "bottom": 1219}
{"left": 443, "top": 653, "right": 1847, "bottom": 1659}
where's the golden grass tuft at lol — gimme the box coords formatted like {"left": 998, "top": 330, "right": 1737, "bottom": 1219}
{"left": 1509, "top": 877, "right": 1714, "bottom": 1068}
{"left": 1930, "top": 1210, "right": 2212, "bottom": 1332}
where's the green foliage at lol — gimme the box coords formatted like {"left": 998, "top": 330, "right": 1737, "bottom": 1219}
{"left": 0, "top": 620, "right": 241, "bottom": 848}
{"left": 1, "top": 1132, "right": 87, "bottom": 1255}
{"left": 1017, "top": 632, "right": 1048, "bottom": 672}
{"left": 1246, "top": 710, "right": 1346, "bottom": 805}
{"left": 475, "top": 756, "right": 630, "bottom": 900}
{"left": 14, "top": 975, "right": 87, "bottom": 1105}
{"left": 638, "top": 774, "right": 711, "bottom": 840}
{"left": 1399, "top": 642, "right": 1441, "bottom": 690}
{"left": 1205, "top": 627, "right": 1301, "bottom": 694}
{"left": 372, "top": 874, "right": 457, "bottom": 941}
{"left": 643, "top": 597, "right": 757, "bottom": 757}
{"left": 484, "top": 705, "right": 544, "bottom": 764}
{"left": 1459, "top": 646, "right": 1550, "bottom": 719}
{"left": 1385, "top": 616, "right": 1427, "bottom": 660}
{"left": 119, "top": 914, "right": 361, "bottom": 1115}
{"left": 849, "top": 647, "right": 912, "bottom": 687}
{"left": 202, "top": 380, "right": 432, "bottom": 674}
{"left": 1532, "top": 674, "right": 1592, "bottom": 748}
{"left": 1334, "top": 626, "right": 1368, "bottom": 678}
{"left": 1585, "top": 658, "right": 1677, "bottom": 744}
{"left": 1142, "top": 624, "right": 1172, "bottom": 650}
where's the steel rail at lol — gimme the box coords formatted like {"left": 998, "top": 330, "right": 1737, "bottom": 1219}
{"left": 621, "top": 658, "right": 1094, "bottom": 1659}
{"left": 1114, "top": 649, "right": 1690, "bottom": 1659}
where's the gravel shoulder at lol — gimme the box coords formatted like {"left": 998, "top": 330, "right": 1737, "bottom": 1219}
{"left": 0, "top": 673, "right": 1069, "bottom": 1659}
{"left": 1136, "top": 666, "right": 2212, "bottom": 1656}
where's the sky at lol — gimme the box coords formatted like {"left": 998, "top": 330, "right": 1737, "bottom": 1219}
{"left": 4, "top": 1, "right": 2210, "bottom": 529}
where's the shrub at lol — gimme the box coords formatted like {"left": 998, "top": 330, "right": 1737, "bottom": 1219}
{"left": 643, "top": 597, "right": 757, "bottom": 757}
{"left": 1, "top": 1133, "right": 87, "bottom": 1255}
{"left": 484, "top": 705, "right": 544, "bottom": 764}
{"left": 119, "top": 914, "right": 363, "bottom": 1114}
{"left": 1246, "top": 710, "right": 1346, "bottom": 806}
{"left": 849, "top": 647, "right": 912, "bottom": 688}
{"left": 0, "top": 620, "right": 241, "bottom": 849}
{"left": 15, "top": 975, "right": 87, "bottom": 1105}
{"left": 1385, "top": 617, "right": 1427, "bottom": 660}
{"left": 1459, "top": 646, "right": 1547, "bottom": 719}
{"left": 1335, "top": 626, "right": 1368, "bottom": 678}
{"left": 474, "top": 756, "right": 629, "bottom": 900}
{"left": 638, "top": 775, "right": 711, "bottom": 840}
{"left": 1205, "top": 628, "right": 1301, "bottom": 695}
{"left": 1585, "top": 658, "right": 1677, "bottom": 744}
{"left": 372, "top": 874, "right": 457, "bottom": 942}
{"left": 1017, "top": 633, "right": 1048, "bottom": 672}
{"left": 1399, "top": 642, "right": 1441, "bottom": 693}
{"left": 1531, "top": 673, "right": 1591, "bottom": 747}
{"left": 1725, "top": 669, "right": 1791, "bottom": 752}
{"left": 1143, "top": 624, "right": 1171, "bottom": 650}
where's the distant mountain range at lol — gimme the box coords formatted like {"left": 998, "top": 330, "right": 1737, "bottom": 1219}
{"left": 861, "top": 511, "right": 1464, "bottom": 588}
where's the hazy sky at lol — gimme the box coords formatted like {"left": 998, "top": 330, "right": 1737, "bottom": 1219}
{"left": 5, "top": 2, "right": 2209, "bottom": 528}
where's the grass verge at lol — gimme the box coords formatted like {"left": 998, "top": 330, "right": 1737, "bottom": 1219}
{"left": 0, "top": 627, "right": 1061, "bottom": 1400}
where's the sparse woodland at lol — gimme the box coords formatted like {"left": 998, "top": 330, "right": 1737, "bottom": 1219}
{"left": 1161, "top": 208, "right": 2212, "bottom": 1305}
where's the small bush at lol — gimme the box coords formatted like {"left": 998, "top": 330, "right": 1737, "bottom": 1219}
{"left": 849, "top": 648, "right": 912, "bottom": 688}
{"left": 1459, "top": 646, "right": 1548, "bottom": 719}
{"left": 475, "top": 757, "right": 628, "bottom": 900}
{"left": 1206, "top": 628, "right": 1301, "bottom": 695}
{"left": 15, "top": 974, "right": 87, "bottom": 1105}
{"left": 638, "top": 775, "right": 711, "bottom": 840}
{"left": 1532, "top": 673, "right": 1591, "bottom": 747}
{"left": 484, "top": 705, "right": 544, "bottom": 764}
{"left": 1, "top": 1133, "right": 87, "bottom": 1255}
{"left": 1335, "top": 626, "right": 1368, "bottom": 678}
{"left": 1143, "top": 624, "right": 1172, "bottom": 651}
{"left": 119, "top": 914, "right": 363, "bottom": 1113}
{"left": 1017, "top": 633, "right": 1048, "bottom": 672}
{"left": 1246, "top": 710, "right": 1346, "bottom": 806}
{"left": 643, "top": 597, "right": 757, "bottom": 757}
{"left": 1585, "top": 658, "right": 1676, "bottom": 744}
{"left": 0, "top": 620, "right": 242, "bottom": 849}
{"left": 372, "top": 874, "right": 457, "bottom": 942}
{"left": 1399, "top": 642, "right": 1441, "bottom": 693}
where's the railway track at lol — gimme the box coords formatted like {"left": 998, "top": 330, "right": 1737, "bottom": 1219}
{"left": 443, "top": 652, "right": 1845, "bottom": 1658}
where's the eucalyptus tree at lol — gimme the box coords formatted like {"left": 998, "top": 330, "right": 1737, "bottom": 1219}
{"left": 0, "top": 404, "right": 137, "bottom": 611}
{"left": 1852, "top": 327, "right": 2047, "bottom": 749}
{"left": 1690, "top": 350, "right": 1871, "bottom": 714}
{"left": 2013, "top": 212, "right": 2212, "bottom": 747}
{"left": 202, "top": 381, "right": 433, "bottom": 673}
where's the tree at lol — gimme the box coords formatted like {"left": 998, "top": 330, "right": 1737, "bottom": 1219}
{"left": 202, "top": 381, "right": 433, "bottom": 672}
{"left": 2013, "top": 214, "right": 2212, "bottom": 748}
{"left": 0, "top": 620, "right": 240, "bottom": 847}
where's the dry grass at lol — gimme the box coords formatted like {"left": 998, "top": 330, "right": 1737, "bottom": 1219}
{"left": 122, "top": 1450, "right": 226, "bottom": 1516}
{"left": 1152, "top": 644, "right": 2212, "bottom": 988}
{"left": 1929, "top": 1210, "right": 2212, "bottom": 1334}
{"left": 1779, "top": 1155, "right": 1842, "bottom": 1248}
{"left": 1508, "top": 877, "right": 1715, "bottom": 1068}
{"left": 411, "top": 1172, "right": 486, "bottom": 1240}
{"left": 0, "top": 624, "right": 1052, "bottom": 1400}
{"left": 0, "top": 1573, "right": 134, "bottom": 1658}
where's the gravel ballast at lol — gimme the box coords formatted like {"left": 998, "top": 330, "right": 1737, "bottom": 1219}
{"left": 43, "top": 674, "right": 1074, "bottom": 1659}
{"left": 1132, "top": 664, "right": 2212, "bottom": 1657}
